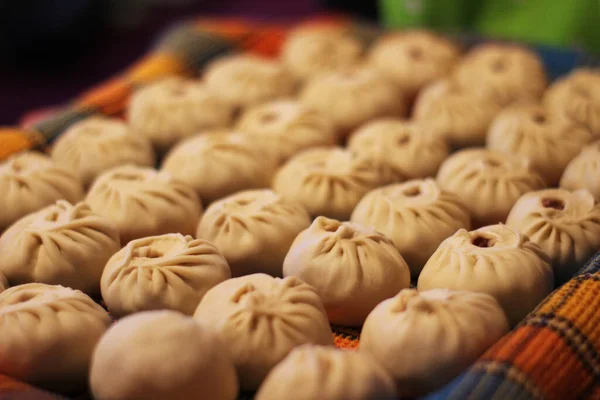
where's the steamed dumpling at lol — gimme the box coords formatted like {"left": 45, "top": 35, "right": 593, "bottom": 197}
{"left": 437, "top": 148, "right": 545, "bottom": 227}
{"left": 51, "top": 117, "right": 155, "bottom": 187}
{"left": 507, "top": 189, "right": 600, "bottom": 284}
{"left": 0, "top": 152, "right": 83, "bottom": 231}
{"left": 0, "top": 201, "right": 120, "bottom": 296}
{"left": 101, "top": 234, "right": 231, "bottom": 317}
{"left": 560, "top": 140, "right": 600, "bottom": 201}
{"left": 0, "top": 284, "right": 111, "bottom": 391}
{"left": 193, "top": 274, "right": 333, "bottom": 390}
{"left": 417, "top": 224, "right": 553, "bottom": 326}
{"left": 360, "top": 288, "right": 509, "bottom": 397}
{"left": 86, "top": 165, "right": 202, "bottom": 244}
{"left": 0, "top": 273, "right": 7, "bottom": 294}
{"left": 256, "top": 345, "right": 397, "bottom": 400}
{"left": 351, "top": 179, "right": 471, "bottom": 277}
{"left": 283, "top": 217, "right": 410, "bottom": 326}
{"left": 196, "top": 190, "right": 311, "bottom": 277}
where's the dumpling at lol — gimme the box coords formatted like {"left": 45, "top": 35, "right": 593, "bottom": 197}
{"left": 487, "top": 104, "right": 593, "bottom": 186}
{"left": 0, "top": 272, "right": 7, "bottom": 294}
{"left": 281, "top": 25, "right": 363, "bottom": 82}
{"left": 128, "top": 77, "right": 234, "bottom": 153}
{"left": 560, "top": 140, "right": 600, "bottom": 201}
{"left": 0, "top": 284, "right": 111, "bottom": 392}
{"left": 90, "top": 311, "right": 238, "bottom": 400}
{"left": 351, "top": 179, "right": 471, "bottom": 278}
{"left": 273, "top": 147, "right": 388, "bottom": 220}
{"left": 299, "top": 66, "right": 406, "bottom": 137}
{"left": 417, "top": 224, "right": 553, "bottom": 326}
{"left": 0, "top": 152, "right": 83, "bottom": 231}
{"left": 437, "top": 148, "right": 545, "bottom": 227}
{"left": 369, "top": 30, "right": 461, "bottom": 97}
{"left": 204, "top": 54, "right": 295, "bottom": 111}
{"left": 0, "top": 200, "right": 120, "bottom": 296}
{"left": 236, "top": 100, "right": 337, "bottom": 164}
{"left": 506, "top": 189, "right": 600, "bottom": 284}
{"left": 51, "top": 116, "right": 155, "bottom": 188}
{"left": 283, "top": 216, "right": 410, "bottom": 326}
{"left": 86, "top": 165, "right": 201, "bottom": 245}
{"left": 196, "top": 189, "right": 311, "bottom": 277}
{"left": 256, "top": 345, "right": 397, "bottom": 400}
{"left": 360, "top": 288, "right": 509, "bottom": 397}
{"left": 162, "top": 132, "right": 277, "bottom": 204}
{"left": 347, "top": 118, "right": 449, "bottom": 181}
{"left": 193, "top": 274, "right": 333, "bottom": 390}
{"left": 413, "top": 79, "right": 502, "bottom": 148}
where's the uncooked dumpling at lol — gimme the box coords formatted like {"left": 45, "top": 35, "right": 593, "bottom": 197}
{"left": 560, "top": 140, "right": 600, "bottom": 202}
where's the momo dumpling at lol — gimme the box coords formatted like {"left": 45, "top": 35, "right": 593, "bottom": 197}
{"left": 360, "top": 288, "right": 509, "bottom": 397}
{"left": 347, "top": 118, "right": 449, "bottom": 181}
{"left": 102, "top": 234, "right": 231, "bottom": 317}
{"left": 417, "top": 224, "right": 553, "bottom": 326}
{"left": 51, "top": 117, "right": 155, "bottom": 187}
{"left": 162, "top": 132, "right": 277, "bottom": 204}
{"left": 0, "top": 273, "right": 7, "bottom": 294}
{"left": 487, "top": 104, "right": 593, "bottom": 186}
{"left": 128, "top": 77, "right": 234, "bottom": 153}
{"left": 0, "top": 152, "right": 83, "bottom": 231}
{"left": 560, "top": 140, "right": 600, "bottom": 201}
{"left": 90, "top": 311, "right": 238, "bottom": 400}
{"left": 256, "top": 345, "right": 397, "bottom": 400}
{"left": 351, "top": 179, "right": 471, "bottom": 278}
{"left": 507, "top": 189, "right": 600, "bottom": 284}
{"left": 0, "top": 284, "right": 111, "bottom": 392}
{"left": 0, "top": 201, "right": 120, "bottom": 296}
{"left": 86, "top": 165, "right": 201, "bottom": 245}
{"left": 236, "top": 100, "right": 337, "bottom": 164}
{"left": 283, "top": 217, "right": 410, "bottom": 326}
{"left": 196, "top": 190, "right": 311, "bottom": 277}
{"left": 437, "top": 148, "right": 545, "bottom": 227}
{"left": 273, "top": 147, "right": 388, "bottom": 220}
{"left": 193, "top": 274, "right": 333, "bottom": 390}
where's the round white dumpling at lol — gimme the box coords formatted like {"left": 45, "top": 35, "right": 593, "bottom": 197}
{"left": 560, "top": 140, "right": 600, "bottom": 202}
{"left": 417, "top": 224, "right": 553, "bottom": 326}
{"left": 283, "top": 217, "right": 410, "bottom": 326}
{"left": 90, "top": 310, "right": 238, "bottom": 400}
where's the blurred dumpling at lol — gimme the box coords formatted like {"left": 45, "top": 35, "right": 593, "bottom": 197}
{"left": 162, "top": 132, "right": 277, "bottom": 204}
{"left": 51, "top": 117, "right": 155, "bottom": 188}
{"left": 351, "top": 179, "right": 471, "bottom": 278}
{"left": 437, "top": 148, "right": 545, "bottom": 227}
{"left": 0, "top": 284, "right": 111, "bottom": 392}
{"left": 0, "top": 152, "right": 83, "bottom": 232}
{"left": 0, "top": 273, "right": 7, "bottom": 294}
{"left": 193, "top": 274, "right": 333, "bottom": 390}
{"left": 560, "top": 140, "right": 600, "bottom": 201}
{"left": 197, "top": 189, "right": 311, "bottom": 277}
{"left": 273, "top": 147, "right": 388, "bottom": 220}
{"left": 256, "top": 345, "right": 397, "bottom": 400}
{"left": 417, "top": 224, "right": 553, "bottom": 326}
{"left": 360, "top": 288, "right": 509, "bottom": 397}
{"left": 283, "top": 217, "right": 410, "bottom": 326}
{"left": 101, "top": 234, "right": 231, "bottom": 317}
{"left": 86, "top": 165, "right": 201, "bottom": 245}
{"left": 0, "top": 201, "right": 120, "bottom": 296}
{"left": 507, "top": 189, "right": 600, "bottom": 284}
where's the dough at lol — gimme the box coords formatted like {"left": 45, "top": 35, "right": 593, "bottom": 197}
{"left": 351, "top": 179, "right": 471, "bottom": 278}
{"left": 560, "top": 140, "right": 600, "bottom": 202}
{"left": 0, "top": 201, "right": 120, "bottom": 296}
{"left": 437, "top": 148, "right": 545, "bottom": 227}
{"left": 283, "top": 217, "right": 410, "bottom": 326}
{"left": 0, "top": 273, "right": 7, "bottom": 294}
{"left": 193, "top": 274, "right": 333, "bottom": 390}
{"left": 255, "top": 345, "right": 397, "bottom": 400}
{"left": 196, "top": 189, "right": 311, "bottom": 277}
{"left": 0, "top": 284, "right": 111, "bottom": 392}
{"left": 86, "top": 165, "right": 201, "bottom": 245}
{"left": 360, "top": 288, "right": 509, "bottom": 397}
{"left": 273, "top": 147, "right": 389, "bottom": 220}
{"left": 90, "top": 310, "right": 238, "bottom": 400}
{"left": 507, "top": 189, "right": 600, "bottom": 284}
{"left": 51, "top": 116, "right": 155, "bottom": 188}
{"left": 0, "top": 152, "right": 83, "bottom": 232}
{"left": 417, "top": 224, "right": 553, "bottom": 326}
